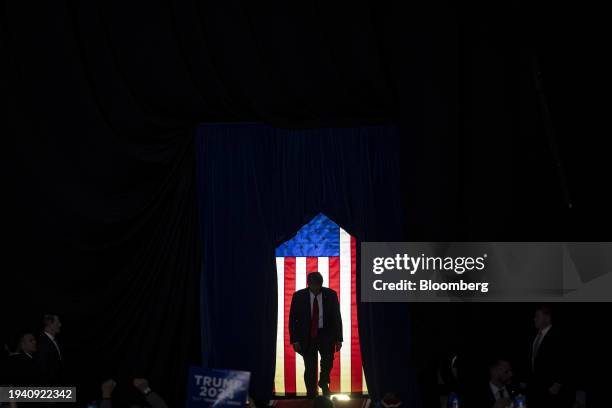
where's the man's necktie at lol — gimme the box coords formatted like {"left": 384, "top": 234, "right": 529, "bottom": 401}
{"left": 532, "top": 331, "right": 543, "bottom": 370}
{"left": 498, "top": 388, "right": 505, "bottom": 400}
{"left": 311, "top": 295, "right": 319, "bottom": 338}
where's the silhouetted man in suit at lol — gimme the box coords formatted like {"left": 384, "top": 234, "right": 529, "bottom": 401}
{"left": 465, "top": 357, "right": 516, "bottom": 408}
{"left": 289, "top": 272, "right": 342, "bottom": 398}
{"left": 6, "top": 331, "right": 41, "bottom": 385}
{"left": 36, "top": 314, "right": 63, "bottom": 385}
{"left": 528, "top": 306, "right": 573, "bottom": 408}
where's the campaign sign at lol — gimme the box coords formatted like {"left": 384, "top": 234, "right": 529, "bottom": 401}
{"left": 186, "top": 366, "right": 251, "bottom": 408}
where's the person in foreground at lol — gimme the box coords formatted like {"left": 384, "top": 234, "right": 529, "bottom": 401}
{"left": 465, "top": 356, "right": 517, "bottom": 408}
{"left": 100, "top": 377, "right": 168, "bottom": 408}
{"left": 289, "top": 272, "right": 343, "bottom": 398}
{"left": 36, "top": 314, "right": 63, "bottom": 385}
{"left": 5, "top": 331, "right": 40, "bottom": 385}
{"left": 528, "top": 305, "right": 573, "bottom": 408}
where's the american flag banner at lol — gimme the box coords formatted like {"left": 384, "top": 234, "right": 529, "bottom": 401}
{"left": 274, "top": 213, "right": 367, "bottom": 396}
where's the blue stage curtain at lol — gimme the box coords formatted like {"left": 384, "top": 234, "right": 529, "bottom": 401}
{"left": 196, "top": 123, "right": 419, "bottom": 405}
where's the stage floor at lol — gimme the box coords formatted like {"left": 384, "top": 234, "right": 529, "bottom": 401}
{"left": 271, "top": 397, "right": 370, "bottom": 408}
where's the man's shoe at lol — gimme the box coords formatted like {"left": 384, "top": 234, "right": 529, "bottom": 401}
{"left": 320, "top": 385, "right": 331, "bottom": 397}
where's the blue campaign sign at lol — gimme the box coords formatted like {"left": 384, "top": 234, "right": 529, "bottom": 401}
{"left": 186, "top": 366, "right": 251, "bottom": 408}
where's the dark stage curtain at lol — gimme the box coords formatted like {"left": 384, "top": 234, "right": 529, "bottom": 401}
{"left": 196, "top": 123, "right": 418, "bottom": 405}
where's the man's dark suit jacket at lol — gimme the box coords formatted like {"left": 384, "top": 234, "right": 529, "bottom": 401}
{"left": 6, "top": 353, "right": 41, "bottom": 386}
{"left": 289, "top": 287, "right": 342, "bottom": 352}
{"left": 464, "top": 383, "right": 517, "bottom": 408}
{"left": 530, "top": 327, "right": 566, "bottom": 388}
{"left": 528, "top": 327, "right": 573, "bottom": 407}
{"left": 36, "top": 333, "right": 62, "bottom": 385}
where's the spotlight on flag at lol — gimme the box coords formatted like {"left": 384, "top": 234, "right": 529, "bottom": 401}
{"left": 274, "top": 213, "right": 367, "bottom": 396}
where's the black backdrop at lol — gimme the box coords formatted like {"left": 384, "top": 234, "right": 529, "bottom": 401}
{"left": 2, "top": 0, "right": 610, "bottom": 407}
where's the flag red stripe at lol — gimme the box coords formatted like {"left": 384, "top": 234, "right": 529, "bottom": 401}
{"left": 350, "top": 236, "right": 363, "bottom": 392}
{"left": 328, "top": 256, "right": 341, "bottom": 392}
{"left": 283, "top": 257, "right": 296, "bottom": 394}
{"left": 306, "top": 257, "right": 318, "bottom": 274}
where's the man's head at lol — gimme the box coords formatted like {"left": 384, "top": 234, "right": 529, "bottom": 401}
{"left": 19, "top": 332, "right": 37, "bottom": 354}
{"left": 488, "top": 357, "right": 513, "bottom": 386}
{"left": 533, "top": 305, "right": 552, "bottom": 331}
{"left": 43, "top": 314, "right": 62, "bottom": 336}
{"left": 307, "top": 272, "right": 323, "bottom": 295}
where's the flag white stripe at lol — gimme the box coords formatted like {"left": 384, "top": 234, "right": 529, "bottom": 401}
{"left": 339, "top": 229, "right": 352, "bottom": 393}
{"left": 295, "top": 257, "right": 307, "bottom": 395}
{"left": 274, "top": 257, "right": 285, "bottom": 394}
{"left": 316, "top": 257, "right": 328, "bottom": 393}
{"left": 363, "top": 367, "right": 367, "bottom": 393}
{"left": 318, "top": 257, "right": 329, "bottom": 289}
